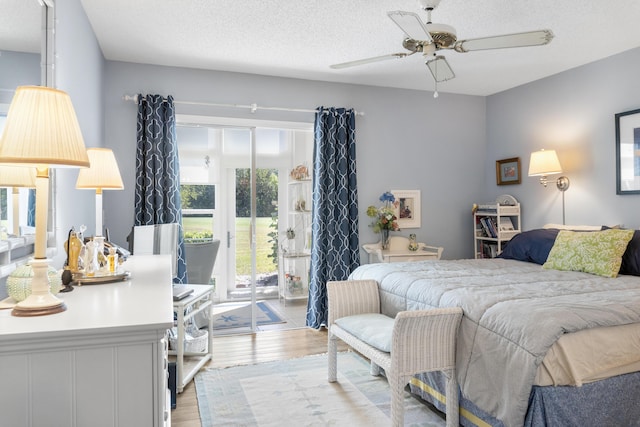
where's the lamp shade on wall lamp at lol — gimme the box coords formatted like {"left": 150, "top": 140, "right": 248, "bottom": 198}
{"left": 0, "top": 166, "right": 37, "bottom": 236}
{"left": 76, "top": 148, "right": 124, "bottom": 237}
{"left": 0, "top": 85, "right": 89, "bottom": 316}
{"left": 528, "top": 149, "right": 563, "bottom": 177}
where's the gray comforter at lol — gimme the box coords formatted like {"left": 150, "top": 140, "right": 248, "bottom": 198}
{"left": 349, "top": 258, "right": 640, "bottom": 427}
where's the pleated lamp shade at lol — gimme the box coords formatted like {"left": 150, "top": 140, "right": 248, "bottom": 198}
{"left": 76, "top": 148, "right": 124, "bottom": 190}
{"left": 0, "top": 86, "right": 90, "bottom": 168}
{"left": 76, "top": 148, "right": 124, "bottom": 237}
{"left": 0, "top": 166, "right": 37, "bottom": 188}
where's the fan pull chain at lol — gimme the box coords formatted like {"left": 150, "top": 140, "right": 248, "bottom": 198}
{"left": 433, "top": 80, "right": 439, "bottom": 98}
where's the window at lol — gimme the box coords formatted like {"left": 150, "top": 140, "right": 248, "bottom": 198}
{"left": 181, "top": 184, "right": 215, "bottom": 242}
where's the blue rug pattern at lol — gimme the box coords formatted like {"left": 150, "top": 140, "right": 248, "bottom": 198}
{"left": 195, "top": 351, "right": 446, "bottom": 426}
{"left": 212, "top": 301, "right": 284, "bottom": 329}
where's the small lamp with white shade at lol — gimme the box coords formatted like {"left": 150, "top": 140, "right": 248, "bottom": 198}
{"left": 75, "top": 147, "right": 124, "bottom": 238}
{"left": 0, "top": 85, "right": 89, "bottom": 316}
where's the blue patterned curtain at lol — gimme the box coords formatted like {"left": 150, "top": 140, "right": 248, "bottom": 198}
{"left": 306, "top": 107, "right": 360, "bottom": 329}
{"left": 135, "top": 94, "right": 187, "bottom": 283}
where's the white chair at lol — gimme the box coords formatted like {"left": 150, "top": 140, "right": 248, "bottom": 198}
{"left": 327, "top": 279, "right": 463, "bottom": 427}
{"left": 132, "top": 223, "right": 179, "bottom": 279}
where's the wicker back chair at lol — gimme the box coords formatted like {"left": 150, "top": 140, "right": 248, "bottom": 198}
{"left": 327, "top": 279, "right": 463, "bottom": 427}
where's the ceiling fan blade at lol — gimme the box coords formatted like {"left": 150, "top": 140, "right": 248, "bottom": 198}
{"left": 454, "top": 29, "right": 554, "bottom": 53}
{"left": 387, "top": 11, "right": 433, "bottom": 43}
{"left": 426, "top": 55, "right": 455, "bottom": 82}
{"left": 330, "top": 52, "right": 414, "bottom": 69}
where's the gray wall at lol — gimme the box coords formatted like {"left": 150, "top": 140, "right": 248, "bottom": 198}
{"left": 103, "top": 62, "right": 487, "bottom": 259}
{"left": 52, "top": 0, "right": 105, "bottom": 266}
{"left": 486, "top": 47, "right": 640, "bottom": 230}
{"left": 0, "top": 51, "right": 40, "bottom": 104}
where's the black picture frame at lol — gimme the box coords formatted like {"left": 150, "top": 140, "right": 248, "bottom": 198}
{"left": 615, "top": 108, "right": 640, "bottom": 194}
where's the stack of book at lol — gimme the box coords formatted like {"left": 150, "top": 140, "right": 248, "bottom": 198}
{"left": 479, "top": 217, "right": 498, "bottom": 238}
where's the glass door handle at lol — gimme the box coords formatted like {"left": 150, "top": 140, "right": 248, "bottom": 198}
{"left": 227, "top": 231, "right": 234, "bottom": 249}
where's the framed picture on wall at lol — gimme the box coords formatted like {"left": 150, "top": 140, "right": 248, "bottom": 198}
{"left": 615, "top": 108, "right": 640, "bottom": 194}
{"left": 496, "top": 157, "right": 521, "bottom": 185}
{"left": 391, "top": 190, "right": 421, "bottom": 229}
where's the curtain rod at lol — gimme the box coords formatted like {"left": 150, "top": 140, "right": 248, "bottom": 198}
{"left": 122, "top": 94, "right": 364, "bottom": 116}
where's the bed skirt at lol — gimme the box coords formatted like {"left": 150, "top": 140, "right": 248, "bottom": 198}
{"left": 409, "top": 371, "right": 640, "bottom": 427}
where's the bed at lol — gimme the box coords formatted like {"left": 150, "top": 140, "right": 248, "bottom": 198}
{"left": 349, "top": 227, "right": 640, "bottom": 427}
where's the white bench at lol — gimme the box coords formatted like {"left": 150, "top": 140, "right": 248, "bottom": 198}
{"left": 327, "top": 279, "right": 463, "bottom": 427}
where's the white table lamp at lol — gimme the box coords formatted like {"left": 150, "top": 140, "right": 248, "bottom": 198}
{"left": 0, "top": 166, "right": 37, "bottom": 236}
{"left": 0, "top": 86, "right": 89, "bottom": 316}
{"left": 76, "top": 148, "right": 124, "bottom": 237}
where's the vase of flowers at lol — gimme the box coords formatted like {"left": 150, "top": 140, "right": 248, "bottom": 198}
{"left": 367, "top": 191, "right": 400, "bottom": 250}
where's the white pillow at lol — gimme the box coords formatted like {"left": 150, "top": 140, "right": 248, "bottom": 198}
{"left": 542, "top": 224, "right": 602, "bottom": 231}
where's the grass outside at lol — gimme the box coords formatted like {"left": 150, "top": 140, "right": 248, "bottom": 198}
{"left": 182, "top": 216, "right": 277, "bottom": 276}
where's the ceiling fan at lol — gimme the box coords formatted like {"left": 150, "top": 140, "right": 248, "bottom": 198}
{"left": 330, "top": 0, "right": 554, "bottom": 95}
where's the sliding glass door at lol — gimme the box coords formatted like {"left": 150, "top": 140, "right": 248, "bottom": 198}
{"left": 177, "top": 117, "right": 312, "bottom": 333}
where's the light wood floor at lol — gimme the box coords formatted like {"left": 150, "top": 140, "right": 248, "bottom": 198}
{"left": 171, "top": 327, "right": 348, "bottom": 427}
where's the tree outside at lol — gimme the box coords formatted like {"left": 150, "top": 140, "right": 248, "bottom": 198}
{"left": 180, "top": 169, "right": 279, "bottom": 276}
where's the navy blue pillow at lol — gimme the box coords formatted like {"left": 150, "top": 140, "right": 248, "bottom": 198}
{"left": 618, "top": 230, "right": 640, "bottom": 276}
{"left": 498, "top": 228, "right": 559, "bottom": 265}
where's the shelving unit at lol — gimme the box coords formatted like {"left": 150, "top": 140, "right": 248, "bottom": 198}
{"left": 279, "top": 251, "right": 310, "bottom": 305}
{"left": 169, "top": 284, "right": 214, "bottom": 393}
{"left": 278, "top": 179, "right": 311, "bottom": 305}
{"left": 474, "top": 203, "right": 521, "bottom": 259}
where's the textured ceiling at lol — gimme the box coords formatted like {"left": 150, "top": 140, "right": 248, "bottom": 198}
{"left": 4, "top": 0, "right": 640, "bottom": 96}
{"left": 0, "top": 0, "right": 40, "bottom": 54}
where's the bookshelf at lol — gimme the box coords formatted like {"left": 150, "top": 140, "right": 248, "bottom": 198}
{"left": 278, "top": 179, "right": 312, "bottom": 305}
{"left": 474, "top": 203, "right": 521, "bottom": 259}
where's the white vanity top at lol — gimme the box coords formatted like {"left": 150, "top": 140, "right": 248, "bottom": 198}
{"left": 0, "top": 255, "right": 174, "bottom": 341}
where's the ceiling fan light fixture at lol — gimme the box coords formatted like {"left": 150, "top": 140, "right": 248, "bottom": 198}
{"left": 426, "top": 55, "right": 455, "bottom": 82}
{"left": 422, "top": 43, "right": 437, "bottom": 55}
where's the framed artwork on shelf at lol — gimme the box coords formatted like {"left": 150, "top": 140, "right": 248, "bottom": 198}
{"left": 391, "top": 189, "right": 421, "bottom": 229}
{"left": 615, "top": 108, "right": 640, "bottom": 194}
{"left": 496, "top": 157, "right": 521, "bottom": 185}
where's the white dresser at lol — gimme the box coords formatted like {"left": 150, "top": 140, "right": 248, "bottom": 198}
{"left": 0, "top": 255, "right": 174, "bottom": 427}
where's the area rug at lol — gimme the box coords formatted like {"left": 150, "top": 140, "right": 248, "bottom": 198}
{"left": 212, "top": 301, "right": 285, "bottom": 330}
{"left": 195, "top": 351, "right": 446, "bottom": 426}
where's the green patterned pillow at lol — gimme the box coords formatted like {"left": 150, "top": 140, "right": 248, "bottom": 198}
{"left": 543, "top": 229, "right": 634, "bottom": 277}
